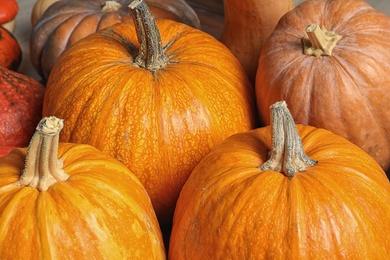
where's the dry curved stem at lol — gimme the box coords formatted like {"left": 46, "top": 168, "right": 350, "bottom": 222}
{"left": 259, "top": 101, "right": 317, "bottom": 178}
{"left": 18, "top": 116, "right": 69, "bottom": 191}
{"left": 129, "top": 0, "right": 167, "bottom": 70}
{"left": 302, "top": 23, "right": 342, "bottom": 57}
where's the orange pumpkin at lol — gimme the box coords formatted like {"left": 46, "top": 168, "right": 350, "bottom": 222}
{"left": 42, "top": 0, "right": 256, "bottom": 223}
{"left": 220, "top": 0, "right": 294, "bottom": 84}
{"left": 30, "top": 0, "right": 200, "bottom": 80}
{"left": 0, "top": 116, "right": 166, "bottom": 259}
{"left": 170, "top": 101, "right": 390, "bottom": 259}
{"left": 255, "top": 0, "right": 390, "bottom": 171}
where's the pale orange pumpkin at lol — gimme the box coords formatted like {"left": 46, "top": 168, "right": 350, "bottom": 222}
{"left": 255, "top": 0, "right": 390, "bottom": 171}
{"left": 42, "top": 0, "right": 256, "bottom": 223}
{"left": 170, "top": 101, "right": 390, "bottom": 259}
{"left": 0, "top": 116, "right": 166, "bottom": 259}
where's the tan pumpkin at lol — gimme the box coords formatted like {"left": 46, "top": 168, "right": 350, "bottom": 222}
{"left": 170, "top": 101, "right": 390, "bottom": 259}
{"left": 220, "top": 0, "right": 294, "bottom": 84}
{"left": 0, "top": 116, "right": 166, "bottom": 259}
{"left": 256, "top": 0, "right": 390, "bottom": 171}
{"left": 42, "top": 0, "right": 256, "bottom": 223}
{"left": 30, "top": 0, "right": 200, "bottom": 80}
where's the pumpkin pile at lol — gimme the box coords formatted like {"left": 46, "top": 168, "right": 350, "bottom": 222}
{"left": 1, "top": 0, "right": 390, "bottom": 257}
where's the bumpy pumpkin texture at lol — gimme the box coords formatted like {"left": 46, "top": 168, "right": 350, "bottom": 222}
{"left": 255, "top": 0, "right": 390, "bottom": 171}
{"left": 170, "top": 101, "right": 390, "bottom": 259}
{"left": 42, "top": 0, "right": 256, "bottom": 223}
{"left": 0, "top": 117, "right": 166, "bottom": 259}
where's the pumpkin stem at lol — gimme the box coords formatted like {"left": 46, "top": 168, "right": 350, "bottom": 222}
{"left": 259, "top": 101, "right": 317, "bottom": 177}
{"left": 129, "top": 0, "right": 167, "bottom": 70}
{"left": 302, "top": 23, "right": 342, "bottom": 57}
{"left": 102, "top": 1, "right": 122, "bottom": 12}
{"left": 18, "top": 116, "right": 69, "bottom": 191}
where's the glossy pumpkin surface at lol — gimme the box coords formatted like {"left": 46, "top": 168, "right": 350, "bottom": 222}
{"left": 43, "top": 0, "right": 256, "bottom": 222}
{"left": 170, "top": 102, "right": 390, "bottom": 259}
{"left": 255, "top": 0, "right": 390, "bottom": 171}
{"left": 0, "top": 117, "right": 166, "bottom": 259}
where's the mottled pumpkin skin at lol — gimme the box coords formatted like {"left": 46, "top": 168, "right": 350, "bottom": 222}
{"left": 0, "top": 143, "right": 166, "bottom": 259}
{"left": 256, "top": 0, "right": 390, "bottom": 171}
{"left": 0, "top": 68, "right": 45, "bottom": 147}
{"left": 170, "top": 125, "right": 390, "bottom": 259}
{"left": 42, "top": 20, "right": 256, "bottom": 222}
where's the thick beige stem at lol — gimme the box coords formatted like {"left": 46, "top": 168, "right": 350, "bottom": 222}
{"left": 302, "top": 23, "right": 342, "bottom": 57}
{"left": 18, "top": 117, "right": 69, "bottom": 191}
{"left": 259, "top": 101, "right": 317, "bottom": 177}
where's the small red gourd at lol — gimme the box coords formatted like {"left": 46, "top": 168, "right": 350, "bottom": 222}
{"left": 0, "top": 0, "right": 18, "bottom": 32}
{"left": 43, "top": 0, "right": 256, "bottom": 222}
{"left": 0, "top": 67, "right": 45, "bottom": 148}
{"left": 170, "top": 101, "right": 390, "bottom": 259}
{"left": 0, "top": 116, "right": 166, "bottom": 259}
{"left": 255, "top": 0, "right": 390, "bottom": 171}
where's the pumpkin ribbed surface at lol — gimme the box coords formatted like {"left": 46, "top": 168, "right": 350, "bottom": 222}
{"left": 170, "top": 118, "right": 390, "bottom": 259}
{"left": 0, "top": 140, "right": 166, "bottom": 259}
